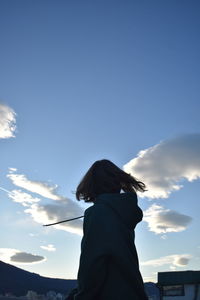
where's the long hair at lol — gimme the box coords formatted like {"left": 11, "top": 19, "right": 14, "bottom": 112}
{"left": 76, "top": 159, "right": 146, "bottom": 202}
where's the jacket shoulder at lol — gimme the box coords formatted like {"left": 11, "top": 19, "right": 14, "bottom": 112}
{"left": 84, "top": 205, "right": 94, "bottom": 216}
{"left": 125, "top": 192, "right": 138, "bottom": 204}
{"left": 84, "top": 202, "right": 110, "bottom": 220}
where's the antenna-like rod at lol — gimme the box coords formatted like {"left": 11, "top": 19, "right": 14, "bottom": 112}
{"left": 43, "top": 216, "right": 84, "bottom": 227}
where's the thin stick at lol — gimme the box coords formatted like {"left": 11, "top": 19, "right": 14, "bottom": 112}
{"left": 43, "top": 216, "right": 84, "bottom": 227}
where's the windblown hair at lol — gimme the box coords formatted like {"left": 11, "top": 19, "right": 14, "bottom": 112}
{"left": 76, "top": 159, "right": 146, "bottom": 202}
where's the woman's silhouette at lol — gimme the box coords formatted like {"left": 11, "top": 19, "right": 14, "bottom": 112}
{"left": 72, "top": 159, "right": 148, "bottom": 300}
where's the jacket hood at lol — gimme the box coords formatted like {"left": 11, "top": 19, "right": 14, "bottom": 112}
{"left": 95, "top": 192, "right": 143, "bottom": 230}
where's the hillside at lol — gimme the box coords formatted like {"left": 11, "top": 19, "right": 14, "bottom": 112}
{"left": 0, "top": 261, "right": 77, "bottom": 296}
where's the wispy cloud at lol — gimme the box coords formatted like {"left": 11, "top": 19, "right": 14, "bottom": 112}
{"left": 144, "top": 204, "right": 192, "bottom": 234}
{"left": 25, "top": 200, "right": 84, "bottom": 235}
{"left": 40, "top": 244, "right": 56, "bottom": 252}
{"left": 124, "top": 134, "right": 200, "bottom": 198}
{"left": 29, "top": 233, "right": 39, "bottom": 237}
{"left": 9, "top": 190, "right": 40, "bottom": 207}
{"left": 7, "top": 170, "right": 85, "bottom": 235}
{"left": 7, "top": 169, "right": 64, "bottom": 200}
{"left": 0, "top": 103, "right": 16, "bottom": 139}
{"left": 0, "top": 248, "right": 46, "bottom": 265}
{"left": 141, "top": 254, "right": 191, "bottom": 267}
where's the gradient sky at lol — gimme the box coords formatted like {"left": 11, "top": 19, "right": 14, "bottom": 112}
{"left": 0, "top": 0, "right": 200, "bottom": 282}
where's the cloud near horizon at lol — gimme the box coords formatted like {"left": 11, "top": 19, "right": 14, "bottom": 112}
{"left": 0, "top": 103, "right": 16, "bottom": 139}
{"left": 144, "top": 204, "right": 192, "bottom": 234}
{"left": 40, "top": 244, "right": 56, "bottom": 252}
{"left": 141, "top": 254, "right": 191, "bottom": 268}
{"left": 0, "top": 248, "right": 46, "bottom": 265}
{"left": 123, "top": 134, "right": 200, "bottom": 199}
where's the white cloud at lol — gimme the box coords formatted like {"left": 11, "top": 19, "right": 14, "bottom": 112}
{"left": 29, "top": 233, "right": 39, "bottom": 237}
{"left": 161, "top": 235, "right": 167, "bottom": 240}
{"left": 170, "top": 265, "right": 177, "bottom": 271}
{"left": 144, "top": 204, "right": 192, "bottom": 234}
{"left": 7, "top": 170, "right": 85, "bottom": 235}
{"left": 9, "top": 167, "right": 17, "bottom": 172}
{"left": 0, "top": 248, "right": 46, "bottom": 265}
{"left": 24, "top": 199, "right": 84, "bottom": 235}
{"left": 7, "top": 169, "right": 64, "bottom": 200}
{"left": 8, "top": 190, "right": 40, "bottom": 207}
{"left": 40, "top": 244, "right": 56, "bottom": 252}
{"left": 124, "top": 134, "right": 200, "bottom": 198}
{"left": 0, "top": 103, "right": 16, "bottom": 139}
{"left": 141, "top": 254, "right": 191, "bottom": 267}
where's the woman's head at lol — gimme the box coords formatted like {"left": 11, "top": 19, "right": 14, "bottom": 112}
{"left": 76, "top": 159, "right": 146, "bottom": 202}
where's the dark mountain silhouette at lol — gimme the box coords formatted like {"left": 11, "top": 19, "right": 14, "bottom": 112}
{"left": 0, "top": 261, "right": 77, "bottom": 296}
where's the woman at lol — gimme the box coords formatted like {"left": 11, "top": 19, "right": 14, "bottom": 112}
{"left": 73, "top": 159, "right": 148, "bottom": 300}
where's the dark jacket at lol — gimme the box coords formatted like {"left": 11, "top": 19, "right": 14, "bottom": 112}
{"left": 74, "top": 192, "right": 148, "bottom": 300}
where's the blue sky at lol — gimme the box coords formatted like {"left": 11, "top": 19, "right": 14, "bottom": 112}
{"left": 0, "top": 0, "right": 200, "bottom": 282}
